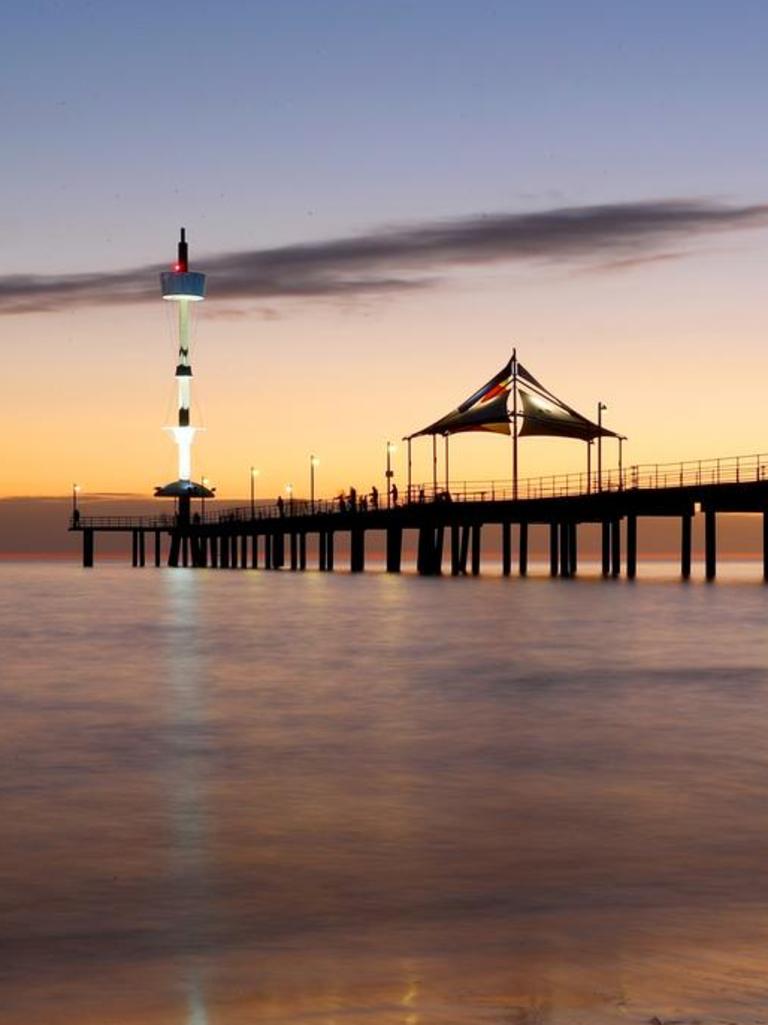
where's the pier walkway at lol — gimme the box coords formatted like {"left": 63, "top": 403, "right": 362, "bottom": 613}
{"left": 70, "top": 452, "right": 768, "bottom": 580}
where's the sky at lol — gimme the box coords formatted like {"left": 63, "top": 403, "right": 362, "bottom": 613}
{"left": 2, "top": 0, "right": 768, "bottom": 508}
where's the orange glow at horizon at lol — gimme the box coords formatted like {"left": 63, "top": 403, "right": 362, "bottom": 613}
{"left": 3, "top": 245, "right": 767, "bottom": 502}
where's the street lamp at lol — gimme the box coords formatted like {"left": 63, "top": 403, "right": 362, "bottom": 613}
{"left": 202, "top": 476, "right": 210, "bottom": 518}
{"left": 286, "top": 483, "right": 294, "bottom": 516}
{"left": 310, "top": 455, "right": 320, "bottom": 512}
{"left": 386, "top": 441, "right": 397, "bottom": 508}
{"left": 597, "top": 402, "right": 607, "bottom": 491}
{"left": 72, "top": 483, "right": 81, "bottom": 518}
{"left": 250, "top": 466, "right": 259, "bottom": 519}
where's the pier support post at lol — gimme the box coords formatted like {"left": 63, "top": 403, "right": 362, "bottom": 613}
{"left": 502, "top": 522, "right": 512, "bottom": 576}
{"left": 459, "top": 525, "right": 470, "bottom": 574}
{"left": 471, "top": 523, "right": 481, "bottom": 576}
{"left": 611, "top": 518, "right": 621, "bottom": 578}
{"left": 569, "top": 522, "right": 578, "bottom": 576}
{"left": 154, "top": 530, "right": 161, "bottom": 567}
{"left": 290, "top": 532, "right": 298, "bottom": 571}
{"left": 705, "top": 509, "right": 717, "bottom": 581}
{"left": 182, "top": 536, "right": 189, "bottom": 567}
{"left": 434, "top": 526, "right": 445, "bottom": 575}
{"left": 327, "top": 531, "right": 335, "bottom": 571}
{"left": 83, "top": 528, "right": 94, "bottom": 568}
{"left": 274, "top": 533, "right": 285, "bottom": 569}
{"left": 230, "top": 535, "right": 238, "bottom": 569}
{"left": 351, "top": 528, "right": 365, "bottom": 572}
{"left": 559, "top": 522, "right": 570, "bottom": 578}
{"left": 601, "top": 521, "right": 611, "bottom": 577}
{"left": 299, "top": 533, "right": 307, "bottom": 571}
{"left": 168, "top": 533, "right": 181, "bottom": 567}
{"left": 209, "top": 535, "right": 218, "bottom": 568}
{"left": 131, "top": 530, "right": 139, "bottom": 567}
{"left": 318, "top": 531, "right": 327, "bottom": 571}
{"left": 416, "top": 526, "right": 428, "bottom": 574}
{"left": 549, "top": 523, "right": 559, "bottom": 577}
{"left": 220, "top": 534, "right": 230, "bottom": 568}
{"left": 451, "top": 524, "right": 461, "bottom": 576}
{"left": 251, "top": 534, "right": 258, "bottom": 569}
{"left": 240, "top": 535, "right": 248, "bottom": 568}
{"left": 763, "top": 512, "right": 768, "bottom": 583}
{"left": 139, "top": 531, "right": 146, "bottom": 567}
{"left": 263, "top": 534, "right": 272, "bottom": 570}
{"left": 681, "top": 514, "right": 691, "bottom": 580}
{"left": 386, "top": 526, "right": 403, "bottom": 573}
{"left": 519, "top": 522, "right": 528, "bottom": 577}
{"left": 626, "top": 514, "right": 637, "bottom": 580}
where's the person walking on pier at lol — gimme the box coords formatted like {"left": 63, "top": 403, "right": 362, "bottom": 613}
{"left": 371, "top": 485, "right": 379, "bottom": 509}
{"left": 277, "top": 495, "right": 284, "bottom": 516}
{"left": 349, "top": 487, "right": 357, "bottom": 512}
{"left": 391, "top": 483, "right": 399, "bottom": 506}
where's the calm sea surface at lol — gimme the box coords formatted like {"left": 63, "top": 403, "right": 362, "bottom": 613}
{"left": 3, "top": 561, "right": 768, "bottom": 1025}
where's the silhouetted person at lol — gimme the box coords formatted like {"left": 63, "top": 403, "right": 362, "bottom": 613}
{"left": 338, "top": 493, "right": 346, "bottom": 512}
{"left": 193, "top": 512, "right": 201, "bottom": 523}
{"left": 391, "top": 483, "right": 399, "bottom": 506}
{"left": 360, "top": 495, "right": 367, "bottom": 512}
{"left": 277, "top": 495, "right": 284, "bottom": 516}
{"left": 418, "top": 487, "right": 425, "bottom": 503}
{"left": 349, "top": 487, "right": 357, "bottom": 512}
{"left": 371, "top": 486, "right": 379, "bottom": 509}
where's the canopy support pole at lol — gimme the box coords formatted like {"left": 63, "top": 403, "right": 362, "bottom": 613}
{"left": 444, "top": 434, "right": 450, "bottom": 495}
{"left": 586, "top": 441, "right": 592, "bottom": 494}
{"left": 432, "top": 435, "right": 437, "bottom": 497}
{"left": 512, "top": 349, "right": 518, "bottom": 501}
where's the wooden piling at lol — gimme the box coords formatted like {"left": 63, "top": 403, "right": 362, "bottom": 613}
{"left": 131, "top": 530, "right": 138, "bottom": 567}
{"left": 705, "top": 508, "right": 716, "bottom": 581}
{"left": 290, "top": 532, "right": 298, "bottom": 571}
{"left": 451, "top": 524, "right": 461, "bottom": 576}
{"left": 83, "top": 528, "right": 94, "bottom": 568}
{"left": 611, "top": 518, "right": 620, "bottom": 578}
{"left": 518, "top": 522, "right": 528, "bottom": 577}
{"left": 471, "top": 523, "right": 481, "bottom": 576}
{"left": 681, "top": 513, "right": 691, "bottom": 580}
{"left": 549, "top": 523, "right": 559, "bottom": 577}
{"left": 763, "top": 512, "right": 768, "bottom": 582}
{"left": 502, "top": 522, "right": 512, "bottom": 576}
{"left": 299, "top": 533, "right": 307, "bottom": 570}
{"left": 601, "top": 521, "right": 610, "bottom": 577}
{"left": 386, "top": 526, "right": 403, "bottom": 573}
{"left": 559, "top": 522, "right": 570, "bottom": 578}
{"left": 459, "top": 525, "right": 470, "bottom": 574}
{"left": 626, "top": 514, "right": 637, "bottom": 580}
{"left": 154, "top": 530, "right": 161, "bottom": 567}
{"left": 351, "top": 528, "right": 365, "bottom": 572}
{"left": 569, "top": 522, "right": 578, "bottom": 576}
{"left": 327, "top": 531, "right": 335, "bottom": 571}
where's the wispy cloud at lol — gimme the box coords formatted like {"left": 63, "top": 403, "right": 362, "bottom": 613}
{"left": 1, "top": 199, "right": 766, "bottom": 314}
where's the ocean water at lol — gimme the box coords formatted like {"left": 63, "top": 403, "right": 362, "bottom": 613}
{"left": 3, "top": 561, "right": 768, "bottom": 1025}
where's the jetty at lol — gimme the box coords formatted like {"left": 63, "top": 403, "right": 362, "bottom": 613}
{"left": 70, "top": 452, "right": 768, "bottom": 580}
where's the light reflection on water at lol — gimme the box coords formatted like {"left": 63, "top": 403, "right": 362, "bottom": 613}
{"left": 2, "top": 562, "right": 768, "bottom": 1023}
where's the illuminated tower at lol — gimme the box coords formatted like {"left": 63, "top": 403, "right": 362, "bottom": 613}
{"left": 155, "top": 229, "right": 214, "bottom": 523}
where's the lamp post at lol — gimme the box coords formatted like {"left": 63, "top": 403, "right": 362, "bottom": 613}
{"left": 201, "top": 476, "right": 210, "bottom": 518}
{"left": 286, "top": 483, "right": 294, "bottom": 516}
{"left": 310, "top": 455, "right": 319, "bottom": 512}
{"left": 250, "top": 466, "right": 259, "bottom": 519}
{"left": 386, "top": 442, "right": 397, "bottom": 508}
{"left": 72, "top": 483, "right": 80, "bottom": 518}
{"left": 597, "top": 402, "right": 607, "bottom": 491}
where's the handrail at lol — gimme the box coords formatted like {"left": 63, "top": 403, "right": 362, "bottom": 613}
{"left": 71, "top": 451, "right": 768, "bottom": 529}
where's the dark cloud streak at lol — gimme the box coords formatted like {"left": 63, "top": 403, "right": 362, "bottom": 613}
{"left": 1, "top": 200, "right": 766, "bottom": 314}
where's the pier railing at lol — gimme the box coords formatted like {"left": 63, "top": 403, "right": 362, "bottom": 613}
{"left": 72, "top": 451, "right": 768, "bottom": 530}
